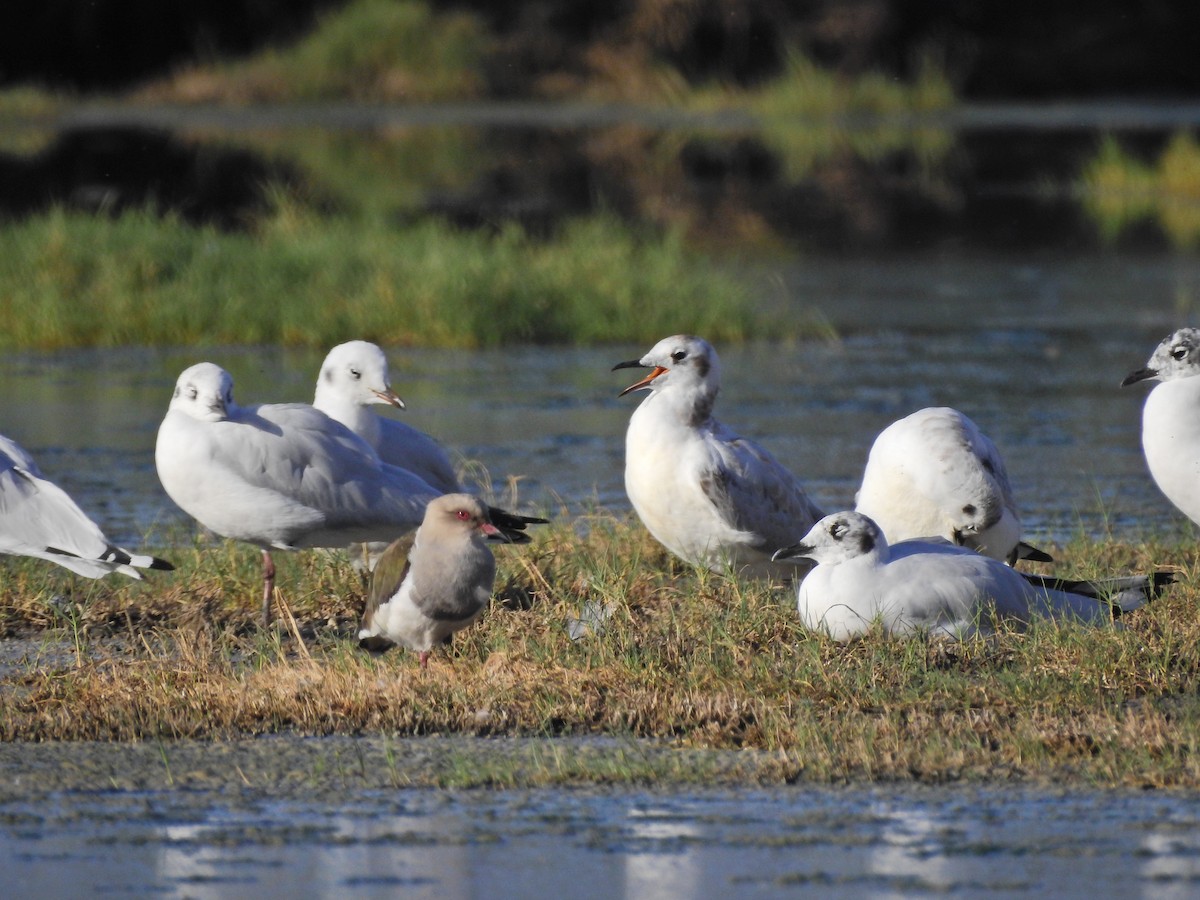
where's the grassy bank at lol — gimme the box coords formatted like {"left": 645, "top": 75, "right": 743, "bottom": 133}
{"left": 0, "top": 206, "right": 814, "bottom": 349}
{"left": 2, "top": 514, "right": 1198, "bottom": 789}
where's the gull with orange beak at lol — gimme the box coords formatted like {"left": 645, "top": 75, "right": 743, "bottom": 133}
{"left": 613, "top": 334, "right": 824, "bottom": 580}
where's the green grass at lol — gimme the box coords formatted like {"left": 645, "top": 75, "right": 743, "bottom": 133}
{"left": 0, "top": 203, "right": 820, "bottom": 349}
{"left": 138, "top": 0, "right": 488, "bottom": 104}
{"left": 1, "top": 514, "right": 1198, "bottom": 788}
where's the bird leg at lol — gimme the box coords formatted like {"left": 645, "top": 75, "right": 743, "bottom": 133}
{"left": 261, "top": 549, "right": 276, "bottom": 627}
{"left": 419, "top": 650, "right": 430, "bottom": 669}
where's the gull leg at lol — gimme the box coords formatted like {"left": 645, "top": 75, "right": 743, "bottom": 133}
{"left": 261, "top": 549, "right": 276, "bottom": 627}
{"left": 419, "top": 650, "right": 430, "bottom": 669}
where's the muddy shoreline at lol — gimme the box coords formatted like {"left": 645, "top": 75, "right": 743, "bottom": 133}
{"left": 0, "top": 735, "right": 796, "bottom": 801}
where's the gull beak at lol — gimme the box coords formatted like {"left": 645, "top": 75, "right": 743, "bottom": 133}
{"left": 373, "top": 387, "right": 406, "bottom": 409}
{"left": 615, "top": 364, "right": 668, "bottom": 397}
{"left": 1121, "top": 367, "right": 1158, "bottom": 387}
{"left": 772, "top": 542, "right": 814, "bottom": 563}
{"left": 481, "top": 522, "right": 511, "bottom": 543}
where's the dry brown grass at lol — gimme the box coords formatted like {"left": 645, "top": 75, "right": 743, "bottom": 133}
{"left": 2, "top": 515, "right": 1199, "bottom": 788}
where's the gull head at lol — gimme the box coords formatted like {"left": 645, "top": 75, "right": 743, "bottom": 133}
{"left": 424, "top": 493, "right": 509, "bottom": 543}
{"left": 772, "top": 511, "right": 886, "bottom": 567}
{"left": 613, "top": 334, "right": 721, "bottom": 401}
{"left": 316, "top": 340, "right": 405, "bottom": 409}
{"left": 1123, "top": 328, "right": 1200, "bottom": 388}
{"left": 169, "top": 362, "right": 235, "bottom": 422}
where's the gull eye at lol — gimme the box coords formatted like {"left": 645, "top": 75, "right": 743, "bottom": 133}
{"left": 349, "top": 367, "right": 362, "bottom": 380}
{"left": 455, "top": 509, "right": 471, "bottom": 521}
{"left": 1172, "top": 345, "right": 1189, "bottom": 361}
{"left": 671, "top": 350, "right": 687, "bottom": 363}
{"left": 186, "top": 386, "right": 198, "bottom": 400}
{"left": 830, "top": 520, "right": 849, "bottom": 539}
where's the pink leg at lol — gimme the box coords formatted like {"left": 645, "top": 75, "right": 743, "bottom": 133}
{"left": 419, "top": 650, "right": 430, "bottom": 669}
{"left": 261, "top": 549, "right": 276, "bottom": 627}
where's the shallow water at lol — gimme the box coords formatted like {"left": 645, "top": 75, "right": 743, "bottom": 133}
{"left": 2, "top": 252, "right": 1198, "bottom": 550}
{"left": 3, "top": 780, "right": 1200, "bottom": 898}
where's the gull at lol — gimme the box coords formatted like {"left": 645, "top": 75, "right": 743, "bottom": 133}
{"left": 358, "top": 493, "right": 507, "bottom": 668}
{"left": 855, "top": 407, "right": 1050, "bottom": 565}
{"left": 1122, "top": 327, "right": 1200, "bottom": 528}
{"left": 614, "top": 335, "right": 823, "bottom": 579}
{"left": 772, "top": 512, "right": 1163, "bottom": 641}
{"left": 156, "top": 363, "right": 544, "bottom": 624}
{"left": 0, "top": 433, "right": 173, "bottom": 579}
{"left": 313, "top": 340, "right": 460, "bottom": 493}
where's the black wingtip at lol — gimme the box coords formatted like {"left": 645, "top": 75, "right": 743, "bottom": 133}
{"left": 1015, "top": 542, "right": 1054, "bottom": 563}
{"left": 149, "top": 556, "right": 175, "bottom": 572}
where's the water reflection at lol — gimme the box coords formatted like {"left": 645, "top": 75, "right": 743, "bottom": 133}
{"left": 4, "top": 784, "right": 1200, "bottom": 897}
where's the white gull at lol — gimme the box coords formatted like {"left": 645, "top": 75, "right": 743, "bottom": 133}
{"left": 614, "top": 335, "right": 823, "bottom": 579}
{"left": 313, "top": 340, "right": 460, "bottom": 493}
{"left": 854, "top": 406, "right": 1049, "bottom": 565}
{"left": 1122, "top": 327, "right": 1200, "bottom": 529}
{"left": 773, "top": 511, "right": 1161, "bottom": 641}
{"left": 0, "top": 433, "right": 173, "bottom": 579}
{"left": 156, "top": 362, "right": 437, "bottom": 623}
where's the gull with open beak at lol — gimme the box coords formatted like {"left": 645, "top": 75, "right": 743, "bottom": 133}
{"left": 613, "top": 334, "right": 823, "bottom": 580}
{"left": 359, "top": 493, "right": 508, "bottom": 668}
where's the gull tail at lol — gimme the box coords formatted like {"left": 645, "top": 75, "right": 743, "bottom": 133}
{"left": 1022, "top": 571, "right": 1178, "bottom": 614}
{"left": 45, "top": 544, "right": 176, "bottom": 580}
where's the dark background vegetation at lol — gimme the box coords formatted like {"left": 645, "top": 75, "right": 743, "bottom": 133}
{"left": 2, "top": 0, "right": 1196, "bottom": 99}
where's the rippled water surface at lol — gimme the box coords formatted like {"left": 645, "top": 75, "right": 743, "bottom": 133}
{"left": 4, "top": 782, "right": 1200, "bottom": 898}
{"left": 3, "top": 253, "right": 1199, "bottom": 548}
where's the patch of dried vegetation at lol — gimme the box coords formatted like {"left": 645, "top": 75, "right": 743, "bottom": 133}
{"left": 2, "top": 515, "right": 1199, "bottom": 788}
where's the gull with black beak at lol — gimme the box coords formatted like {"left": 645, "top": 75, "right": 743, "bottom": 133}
{"left": 314, "top": 340, "right": 460, "bottom": 493}
{"left": 613, "top": 334, "right": 823, "bottom": 579}
{"left": 359, "top": 493, "right": 507, "bottom": 668}
{"left": 0, "top": 433, "right": 174, "bottom": 579}
{"left": 1123, "top": 327, "right": 1200, "bottom": 530}
{"left": 773, "top": 511, "right": 1165, "bottom": 641}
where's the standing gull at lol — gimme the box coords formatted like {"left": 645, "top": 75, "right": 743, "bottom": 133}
{"left": 614, "top": 335, "right": 823, "bottom": 579}
{"left": 156, "top": 362, "right": 438, "bottom": 624}
{"left": 313, "top": 340, "right": 460, "bottom": 493}
{"left": 772, "top": 512, "right": 1159, "bottom": 641}
{"left": 855, "top": 407, "right": 1049, "bottom": 565}
{"left": 0, "top": 434, "right": 173, "bottom": 579}
{"left": 1123, "top": 327, "right": 1200, "bottom": 527}
{"left": 359, "top": 493, "right": 507, "bottom": 668}
{"left": 156, "top": 363, "right": 544, "bottom": 623}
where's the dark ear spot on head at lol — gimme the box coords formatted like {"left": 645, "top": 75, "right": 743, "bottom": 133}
{"left": 962, "top": 504, "right": 976, "bottom": 516}
{"left": 323, "top": 368, "right": 334, "bottom": 383}
{"left": 857, "top": 529, "right": 876, "bottom": 554}
{"left": 695, "top": 355, "right": 710, "bottom": 379}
